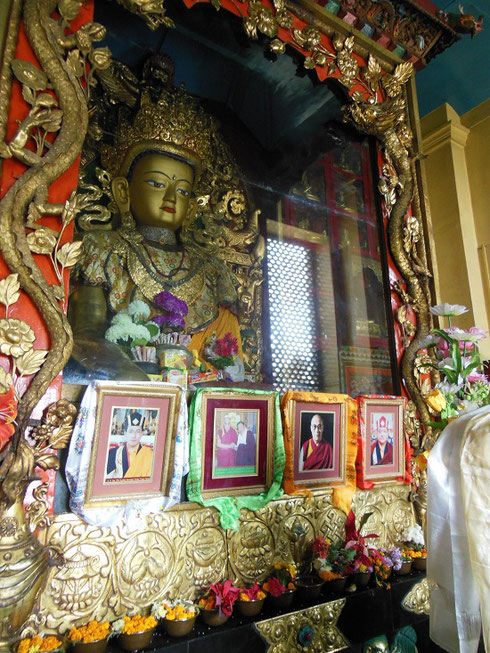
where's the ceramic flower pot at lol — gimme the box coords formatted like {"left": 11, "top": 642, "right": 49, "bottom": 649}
{"left": 161, "top": 615, "right": 196, "bottom": 638}
{"left": 72, "top": 639, "right": 108, "bottom": 653}
{"left": 118, "top": 628, "right": 155, "bottom": 651}
{"left": 268, "top": 589, "right": 295, "bottom": 610}
{"left": 296, "top": 576, "right": 324, "bottom": 603}
{"left": 355, "top": 571, "right": 371, "bottom": 588}
{"left": 413, "top": 556, "right": 427, "bottom": 571}
{"left": 396, "top": 560, "right": 413, "bottom": 575}
{"left": 199, "top": 608, "right": 229, "bottom": 627}
{"left": 236, "top": 597, "right": 265, "bottom": 617}
{"left": 323, "top": 576, "right": 347, "bottom": 594}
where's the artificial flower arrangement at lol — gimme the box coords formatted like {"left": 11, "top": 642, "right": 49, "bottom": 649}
{"left": 105, "top": 294, "right": 190, "bottom": 364}
{"left": 68, "top": 620, "right": 112, "bottom": 644}
{"left": 198, "top": 580, "right": 240, "bottom": 616}
{"left": 263, "top": 561, "right": 297, "bottom": 596}
{"left": 402, "top": 524, "right": 427, "bottom": 569}
{"left": 238, "top": 580, "right": 267, "bottom": 602}
{"left": 152, "top": 599, "right": 199, "bottom": 637}
{"left": 152, "top": 599, "right": 198, "bottom": 621}
{"left": 110, "top": 614, "right": 157, "bottom": 636}
{"left": 379, "top": 547, "right": 403, "bottom": 573}
{"left": 17, "top": 636, "right": 63, "bottom": 653}
{"left": 370, "top": 549, "right": 393, "bottom": 588}
{"left": 203, "top": 332, "right": 239, "bottom": 370}
{"left": 343, "top": 510, "right": 378, "bottom": 575}
{"left": 235, "top": 580, "right": 268, "bottom": 617}
{"left": 311, "top": 536, "right": 356, "bottom": 581}
{"left": 418, "top": 303, "right": 489, "bottom": 429}
{"left": 105, "top": 300, "right": 161, "bottom": 357}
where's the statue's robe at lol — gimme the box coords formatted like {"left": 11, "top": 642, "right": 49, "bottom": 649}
{"left": 77, "top": 230, "right": 243, "bottom": 357}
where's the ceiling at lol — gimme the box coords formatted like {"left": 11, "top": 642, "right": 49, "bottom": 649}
{"left": 94, "top": 0, "right": 488, "bottom": 130}
{"left": 415, "top": 0, "right": 489, "bottom": 117}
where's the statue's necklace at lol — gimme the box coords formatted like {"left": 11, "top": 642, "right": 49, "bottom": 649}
{"left": 139, "top": 224, "right": 177, "bottom": 247}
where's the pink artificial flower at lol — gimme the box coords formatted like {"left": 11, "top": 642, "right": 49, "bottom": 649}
{"left": 467, "top": 371, "right": 488, "bottom": 383}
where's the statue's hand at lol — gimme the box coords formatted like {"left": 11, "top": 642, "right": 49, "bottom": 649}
{"left": 71, "top": 338, "right": 149, "bottom": 381}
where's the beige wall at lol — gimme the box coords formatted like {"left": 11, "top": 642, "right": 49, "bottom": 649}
{"left": 421, "top": 100, "right": 490, "bottom": 358}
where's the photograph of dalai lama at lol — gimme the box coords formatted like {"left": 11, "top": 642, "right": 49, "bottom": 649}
{"left": 298, "top": 412, "right": 334, "bottom": 472}
{"left": 370, "top": 414, "right": 393, "bottom": 466}
{"left": 106, "top": 410, "right": 155, "bottom": 481}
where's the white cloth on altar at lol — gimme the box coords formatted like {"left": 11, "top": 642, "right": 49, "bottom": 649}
{"left": 460, "top": 407, "right": 490, "bottom": 650}
{"left": 65, "top": 380, "right": 189, "bottom": 531}
{"left": 427, "top": 406, "right": 490, "bottom": 652}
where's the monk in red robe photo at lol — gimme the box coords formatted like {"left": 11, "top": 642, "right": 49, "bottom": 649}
{"left": 370, "top": 415, "right": 393, "bottom": 466}
{"left": 299, "top": 413, "right": 333, "bottom": 471}
{"left": 215, "top": 413, "right": 238, "bottom": 468}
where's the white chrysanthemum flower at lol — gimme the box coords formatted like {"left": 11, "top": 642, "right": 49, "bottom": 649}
{"left": 151, "top": 603, "right": 168, "bottom": 619}
{"left": 111, "top": 619, "right": 125, "bottom": 633}
{"left": 435, "top": 381, "right": 461, "bottom": 395}
{"left": 403, "top": 524, "right": 425, "bottom": 546}
{"left": 430, "top": 303, "right": 468, "bottom": 317}
{"left": 128, "top": 323, "right": 152, "bottom": 342}
{"left": 105, "top": 324, "right": 129, "bottom": 344}
{"left": 127, "top": 300, "right": 151, "bottom": 320}
{"left": 111, "top": 311, "right": 132, "bottom": 326}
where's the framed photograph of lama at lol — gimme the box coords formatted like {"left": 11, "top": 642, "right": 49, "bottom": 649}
{"left": 84, "top": 383, "right": 182, "bottom": 508}
{"left": 197, "top": 390, "right": 277, "bottom": 499}
{"left": 357, "top": 395, "right": 407, "bottom": 486}
{"left": 282, "top": 392, "right": 356, "bottom": 490}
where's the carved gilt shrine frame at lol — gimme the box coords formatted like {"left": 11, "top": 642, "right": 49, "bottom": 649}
{"left": 0, "top": 0, "right": 441, "bottom": 645}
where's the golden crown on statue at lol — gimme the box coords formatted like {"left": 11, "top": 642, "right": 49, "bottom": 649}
{"left": 101, "top": 86, "right": 218, "bottom": 179}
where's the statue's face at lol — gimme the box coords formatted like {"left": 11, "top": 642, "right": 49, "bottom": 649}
{"left": 128, "top": 153, "right": 194, "bottom": 230}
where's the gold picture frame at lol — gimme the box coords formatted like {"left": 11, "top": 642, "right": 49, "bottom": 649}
{"left": 84, "top": 382, "right": 182, "bottom": 508}
{"left": 357, "top": 395, "right": 407, "bottom": 486}
{"left": 198, "top": 390, "right": 276, "bottom": 499}
{"left": 284, "top": 393, "right": 350, "bottom": 489}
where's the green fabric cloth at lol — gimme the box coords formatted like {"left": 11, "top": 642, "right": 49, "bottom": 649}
{"left": 186, "top": 387, "right": 285, "bottom": 530}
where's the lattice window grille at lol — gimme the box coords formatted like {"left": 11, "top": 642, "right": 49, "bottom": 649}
{"left": 266, "top": 237, "right": 321, "bottom": 393}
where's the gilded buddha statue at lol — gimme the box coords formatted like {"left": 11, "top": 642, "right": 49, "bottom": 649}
{"left": 70, "top": 69, "right": 263, "bottom": 380}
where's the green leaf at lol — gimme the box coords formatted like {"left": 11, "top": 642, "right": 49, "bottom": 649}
{"left": 431, "top": 328, "right": 451, "bottom": 343}
{"left": 358, "top": 511, "right": 373, "bottom": 532}
{"left": 451, "top": 341, "right": 462, "bottom": 374}
{"left": 425, "top": 419, "right": 448, "bottom": 429}
{"left": 131, "top": 337, "right": 147, "bottom": 347}
{"left": 462, "top": 361, "right": 479, "bottom": 379}
{"left": 145, "top": 322, "right": 159, "bottom": 338}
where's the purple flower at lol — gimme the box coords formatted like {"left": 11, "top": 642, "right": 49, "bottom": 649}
{"left": 154, "top": 291, "right": 188, "bottom": 316}
{"left": 152, "top": 314, "right": 185, "bottom": 328}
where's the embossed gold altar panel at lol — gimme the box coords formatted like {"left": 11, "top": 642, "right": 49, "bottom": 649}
{"left": 255, "top": 599, "right": 348, "bottom": 652}
{"left": 29, "top": 487, "right": 415, "bottom": 635}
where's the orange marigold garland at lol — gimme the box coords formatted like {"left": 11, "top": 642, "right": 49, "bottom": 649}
{"left": 152, "top": 599, "right": 198, "bottom": 621}
{"left": 68, "top": 621, "right": 111, "bottom": 643}
{"left": 111, "top": 615, "right": 157, "bottom": 635}
{"left": 17, "top": 636, "right": 63, "bottom": 653}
